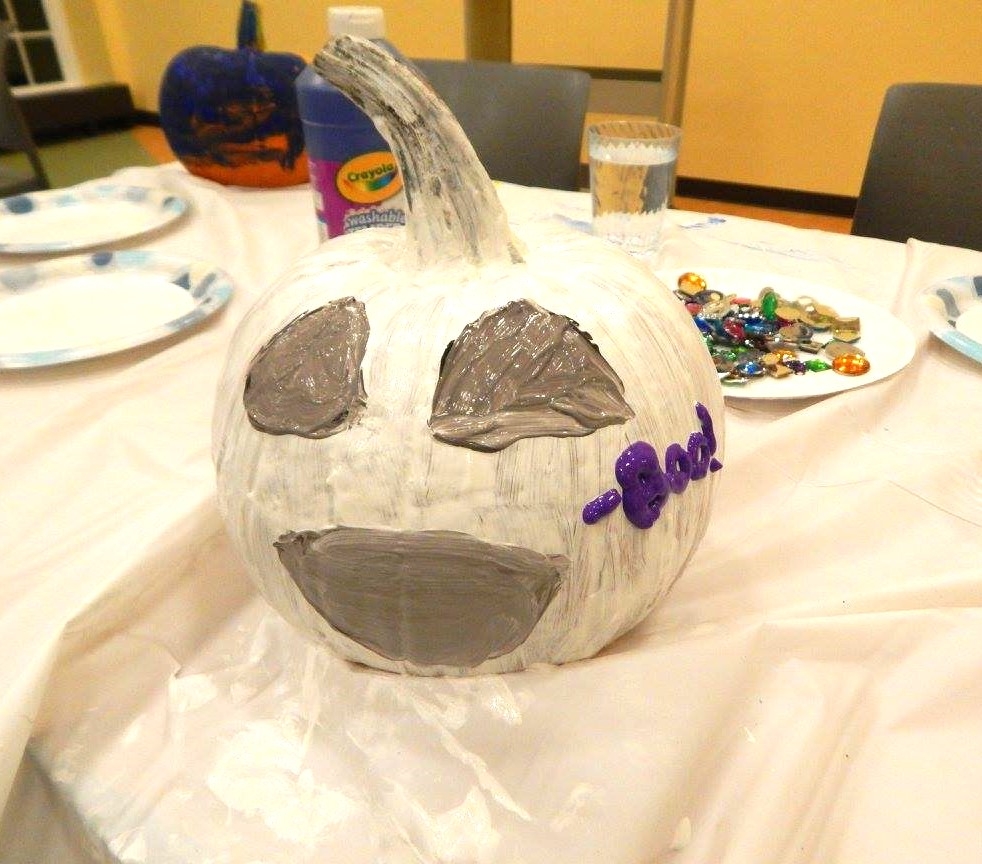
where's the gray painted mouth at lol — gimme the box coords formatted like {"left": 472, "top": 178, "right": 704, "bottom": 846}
{"left": 275, "top": 526, "right": 567, "bottom": 668}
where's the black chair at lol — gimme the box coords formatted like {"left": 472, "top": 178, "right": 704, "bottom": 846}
{"left": 0, "top": 22, "right": 49, "bottom": 196}
{"left": 851, "top": 82, "right": 982, "bottom": 250}
{"left": 413, "top": 58, "right": 590, "bottom": 191}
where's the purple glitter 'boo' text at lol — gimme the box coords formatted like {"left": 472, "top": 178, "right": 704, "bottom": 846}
{"left": 582, "top": 402, "right": 722, "bottom": 529}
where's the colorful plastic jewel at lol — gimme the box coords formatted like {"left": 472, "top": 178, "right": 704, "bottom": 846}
{"left": 722, "top": 318, "right": 746, "bottom": 340}
{"left": 735, "top": 359, "right": 765, "bottom": 377}
{"left": 804, "top": 359, "right": 832, "bottom": 372}
{"left": 674, "top": 272, "right": 866, "bottom": 388}
{"left": 744, "top": 317, "right": 778, "bottom": 337}
{"left": 779, "top": 322, "right": 813, "bottom": 341}
{"left": 831, "top": 353, "right": 870, "bottom": 376}
{"left": 824, "top": 339, "right": 864, "bottom": 359}
{"left": 693, "top": 289, "right": 724, "bottom": 305}
{"left": 763, "top": 349, "right": 795, "bottom": 365}
{"left": 677, "top": 272, "right": 708, "bottom": 294}
{"left": 798, "top": 340, "right": 824, "bottom": 354}
{"left": 766, "top": 363, "right": 793, "bottom": 378}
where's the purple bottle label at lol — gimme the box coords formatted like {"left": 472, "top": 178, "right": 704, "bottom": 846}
{"left": 309, "top": 151, "right": 407, "bottom": 239}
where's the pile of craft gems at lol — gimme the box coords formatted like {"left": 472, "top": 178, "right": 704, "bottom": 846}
{"left": 674, "top": 272, "right": 871, "bottom": 387}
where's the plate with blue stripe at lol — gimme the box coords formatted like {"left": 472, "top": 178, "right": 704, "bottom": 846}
{"left": 917, "top": 274, "right": 982, "bottom": 365}
{"left": 0, "top": 184, "right": 188, "bottom": 254}
{"left": 0, "top": 250, "right": 233, "bottom": 368}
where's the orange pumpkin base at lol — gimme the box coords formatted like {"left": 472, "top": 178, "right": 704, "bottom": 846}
{"left": 181, "top": 137, "right": 310, "bottom": 188}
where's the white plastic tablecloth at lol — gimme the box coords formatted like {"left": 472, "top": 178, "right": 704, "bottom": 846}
{"left": 1, "top": 165, "right": 981, "bottom": 863}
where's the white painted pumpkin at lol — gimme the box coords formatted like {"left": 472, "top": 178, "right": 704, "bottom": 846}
{"left": 212, "top": 36, "right": 724, "bottom": 675}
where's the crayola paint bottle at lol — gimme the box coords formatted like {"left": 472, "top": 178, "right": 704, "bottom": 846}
{"left": 296, "top": 6, "right": 406, "bottom": 239}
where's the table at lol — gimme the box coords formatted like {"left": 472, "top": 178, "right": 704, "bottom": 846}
{"left": 2, "top": 164, "right": 981, "bottom": 863}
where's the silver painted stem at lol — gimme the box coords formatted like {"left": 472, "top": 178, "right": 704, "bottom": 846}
{"left": 313, "top": 35, "right": 520, "bottom": 268}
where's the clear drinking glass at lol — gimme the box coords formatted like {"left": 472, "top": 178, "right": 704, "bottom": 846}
{"left": 588, "top": 120, "right": 682, "bottom": 257}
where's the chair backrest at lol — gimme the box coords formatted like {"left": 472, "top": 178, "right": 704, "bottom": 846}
{"left": 0, "top": 22, "right": 49, "bottom": 195}
{"left": 851, "top": 82, "right": 982, "bottom": 250}
{"left": 413, "top": 58, "right": 591, "bottom": 191}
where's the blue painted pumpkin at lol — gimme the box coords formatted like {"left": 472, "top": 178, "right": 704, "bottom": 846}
{"left": 159, "top": 1, "right": 308, "bottom": 187}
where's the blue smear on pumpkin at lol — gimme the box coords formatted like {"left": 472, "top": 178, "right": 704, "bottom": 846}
{"left": 159, "top": 48, "right": 306, "bottom": 169}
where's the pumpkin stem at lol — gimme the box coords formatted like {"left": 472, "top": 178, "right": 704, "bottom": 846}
{"left": 313, "top": 36, "right": 522, "bottom": 267}
{"left": 237, "top": 0, "right": 263, "bottom": 51}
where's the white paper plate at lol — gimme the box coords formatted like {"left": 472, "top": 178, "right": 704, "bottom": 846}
{"left": 0, "top": 250, "right": 233, "bottom": 368}
{"left": 653, "top": 268, "right": 916, "bottom": 400}
{"left": 916, "top": 274, "right": 982, "bottom": 365}
{"left": 0, "top": 184, "right": 189, "bottom": 253}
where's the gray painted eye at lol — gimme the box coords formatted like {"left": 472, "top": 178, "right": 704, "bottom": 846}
{"left": 429, "top": 299, "right": 634, "bottom": 451}
{"left": 244, "top": 297, "right": 369, "bottom": 438}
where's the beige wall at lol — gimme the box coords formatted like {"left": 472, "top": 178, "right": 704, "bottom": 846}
{"left": 681, "top": 1, "right": 982, "bottom": 196}
{"left": 512, "top": 0, "right": 669, "bottom": 69}
{"left": 58, "top": 0, "right": 114, "bottom": 83}
{"left": 517, "top": 0, "right": 982, "bottom": 197}
{"left": 89, "top": 0, "right": 465, "bottom": 113}
{"left": 90, "top": 0, "right": 239, "bottom": 109}
{"left": 78, "top": 1, "right": 982, "bottom": 198}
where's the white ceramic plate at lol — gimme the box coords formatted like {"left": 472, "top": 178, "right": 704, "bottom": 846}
{"left": 0, "top": 184, "right": 189, "bottom": 253}
{"left": 0, "top": 250, "right": 233, "bottom": 368}
{"left": 915, "top": 274, "right": 982, "bottom": 365}
{"left": 653, "top": 268, "right": 916, "bottom": 400}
